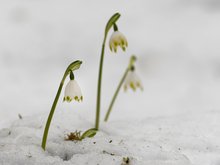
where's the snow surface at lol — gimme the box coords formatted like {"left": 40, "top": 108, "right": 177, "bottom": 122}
{"left": 0, "top": 110, "right": 220, "bottom": 165}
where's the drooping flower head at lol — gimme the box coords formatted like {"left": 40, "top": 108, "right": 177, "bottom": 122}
{"left": 63, "top": 71, "right": 83, "bottom": 102}
{"left": 109, "top": 24, "right": 128, "bottom": 53}
{"left": 124, "top": 66, "right": 143, "bottom": 91}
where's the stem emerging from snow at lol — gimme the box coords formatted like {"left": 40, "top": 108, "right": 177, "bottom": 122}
{"left": 41, "top": 60, "right": 82, "bottom": 150}
{"left": 104, "top": 56, "right": 136, "bottom": 122}
{"left": 95, "top": 13, "right": 121, "bottom": 130}
{"left": 104, "top": 68, "right": 129, "bottom": 122}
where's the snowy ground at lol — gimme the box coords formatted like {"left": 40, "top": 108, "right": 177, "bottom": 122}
{"left": 1, "top": 0, "right": 220, "bottom": 164}
{"left": 0, "top": 110, "right": 220, "bottom": 165}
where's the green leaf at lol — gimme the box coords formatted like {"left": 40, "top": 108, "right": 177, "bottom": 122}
{"left": 104, "top": 13, "right": 121, "bottom": 37}
{"left": 80, "top": 128, "right": 97, "bottom": 140}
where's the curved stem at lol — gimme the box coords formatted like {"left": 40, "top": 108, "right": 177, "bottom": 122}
{"left": 41, "top": 60, "right": 82, "bottom": 150}
{"left": 41, "top": 76, "right": 65, "bottom": 150}
{"left": 95, "top": 13, "right": 121, "bottom": 130}
{"left": 95, "top": 38, "right": 106, "bottom": 129}
{"left": 104, "top": 55, "right": 136, "bottom": 122}
{"left": 104, "top": 68, "right": 129, "bottom": 122}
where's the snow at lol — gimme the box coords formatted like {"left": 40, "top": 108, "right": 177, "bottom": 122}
{"left": 1, "top": 0, "right": 220, "bottom": 164}
{"left": 0, "top": 110, "right": 220, "bottom": 165}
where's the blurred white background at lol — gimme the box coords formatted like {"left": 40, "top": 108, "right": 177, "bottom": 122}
{"left": 1, "top": 0, "right": 220, "bottom": 127}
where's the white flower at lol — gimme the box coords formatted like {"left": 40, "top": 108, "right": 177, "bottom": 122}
{"left": 124, "top": 70, "right": 143, "bottom": 91}
{"left": 109, "top": 31, "right": 128, "bottom": 53}
{"left": 63, "top": 80, "right": 83, "bottom": 102}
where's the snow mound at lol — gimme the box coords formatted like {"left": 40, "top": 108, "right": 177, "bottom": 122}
{"left": 0, "top": 110, "right": 220, "bottom": 165}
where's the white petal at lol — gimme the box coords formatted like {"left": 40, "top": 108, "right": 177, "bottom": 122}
{"left": 109, "top": 31, "right": 128, "bottom": 52}
{"left": 64, "top": 80, "right": 83, "bottom": 102}
{"left": 123, "top": 71, "right": 143, "bottom": 91}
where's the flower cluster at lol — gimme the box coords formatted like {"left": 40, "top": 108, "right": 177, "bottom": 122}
{"left": 42, "top": 13, "right": 144, "bottom": 151}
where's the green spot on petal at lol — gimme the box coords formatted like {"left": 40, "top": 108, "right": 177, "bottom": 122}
{"left": 121, "top": 40, "right": 124, "bottom": 45}
{"left": 122, "top": 46, "right": 126, "bottom": 51}
{"left": 64, "top": 96, "right": 72, "bottom": 103}
{"left": 130, "top": 82, "right": 136, "bottom": 91}
{"left": 74, "top": 96, "right": 79, "bottom": 101}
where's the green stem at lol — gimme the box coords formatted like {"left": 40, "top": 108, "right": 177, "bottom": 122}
{"left": 95, "top": 39, "right": 106, "bottom": 129}
{"left": 95, "top": 13, "right": 121, "bottom": 130}
{"left": 41, "top": 77, "right": 65, "bottom": 150}
{"left": 104, "top": 68, "right": 129, "bottom": 122}
{"left": 41, "top": 60, "right": 82, "bottom": 150}
{"left": 104, "top": 55, "right": 137, "bottom": 122}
